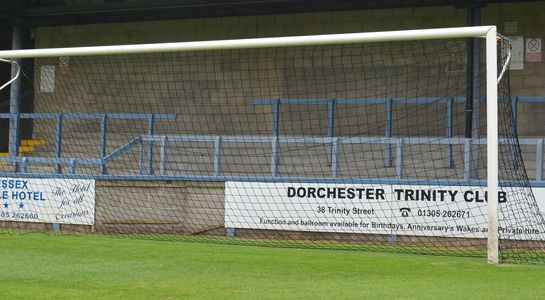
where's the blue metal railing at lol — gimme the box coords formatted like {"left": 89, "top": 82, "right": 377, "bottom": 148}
{"left": 0, "top": 96, "right": 544, "bottom": 186}
{"left": 253, "top": 96, "right": 543, "bottom": 168}
{"left": 137, "top": 134, "right": 545, "bottom": 182}
{"left": 1, "top": 134, "right": 543, "bottom": 187}
{"left": 0, "top": 113, "right": 176, "bottom": 174}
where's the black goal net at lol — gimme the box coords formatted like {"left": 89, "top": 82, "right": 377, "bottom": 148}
{"left": 0, "top": 33, "right": 544, "bottom": 263}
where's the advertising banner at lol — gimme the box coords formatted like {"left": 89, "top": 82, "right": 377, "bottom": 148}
{"left": 0, "top": 178, "right": 95, "bottom": 225}
{"left": 225, "top": 182, "right": 545, "bottom": 240}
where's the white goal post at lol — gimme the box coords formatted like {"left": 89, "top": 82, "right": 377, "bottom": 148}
{"left": 0, "top": 25, "right": 500, "bottom": 264}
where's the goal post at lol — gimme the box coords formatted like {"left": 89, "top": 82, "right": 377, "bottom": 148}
{"left": 485, "top": 27, "right": 499, "bottom": 265}
{"left": 1, "top": 25, "right": 543, "bottom": 264}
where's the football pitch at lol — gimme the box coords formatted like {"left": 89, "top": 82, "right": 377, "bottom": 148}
{"left": 1, "top": 234, "right": 544, "bottom": 299}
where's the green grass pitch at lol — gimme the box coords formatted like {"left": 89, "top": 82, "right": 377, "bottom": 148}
{"left": 1, "top": 233, "right": 544, "bottom": 299}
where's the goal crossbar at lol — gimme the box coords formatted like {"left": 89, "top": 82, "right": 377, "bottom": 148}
{"left": 0, "top": 26, "right": 495, "bottom": 59}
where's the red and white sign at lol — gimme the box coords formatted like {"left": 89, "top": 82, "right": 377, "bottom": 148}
{"left": 59, "top": 56, "right": 70, "bottom": 75}
{"left": 526, "top": 38, "right": 542, "bottom": 62}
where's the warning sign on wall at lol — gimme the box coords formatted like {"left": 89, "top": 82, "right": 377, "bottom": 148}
{"left": 526, "top": 38, "right": 542, "bottom": 62}
{"left": 59, "top": 56, "right": 70, "bottom": 75}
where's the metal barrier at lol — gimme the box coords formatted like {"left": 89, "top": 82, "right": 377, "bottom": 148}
{"left": 253, "top": 96, "right": 543, "bottom": 167}
{"left": 139, "top": 134, "right": 545, "bottom": 182}
{"left": 0, "top": 96, "right": 543, "bottom": 186}
{"left": 1, "top": 133, "right": 544, "bottom": 187}
{"left": 0, "top": 113, "right": 176, "bottom": 173}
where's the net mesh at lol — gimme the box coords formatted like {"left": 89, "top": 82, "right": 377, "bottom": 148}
{"left": 1, "top": 34, "right": 544, "bottom": 263}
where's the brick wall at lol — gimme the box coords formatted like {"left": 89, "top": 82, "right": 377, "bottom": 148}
{"left": 32, "top": 2, "right": 545, "bottom": 136}
{"left": 482, "top": 2, "right": 545, "bottom": 135}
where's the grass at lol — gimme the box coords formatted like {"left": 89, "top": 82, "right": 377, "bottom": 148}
{"left": 0, "top": 233, "right": 544, "bottom": 299}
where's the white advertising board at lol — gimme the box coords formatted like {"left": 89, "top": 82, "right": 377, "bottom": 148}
{"left": 0, "top": 178, "right": 95, "bottom": 225}
{"left": 225, "top": 182, "right": 545, "bottom": 240}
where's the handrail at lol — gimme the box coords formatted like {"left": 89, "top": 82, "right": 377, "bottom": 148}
{"left": 0, "top": 97, "right": 543, "bottom": 183}
{"left": 2, "top": 134, "right": 543, "bottom": 185}
{"left": 252, "top": 96, "right": 545, "bottom": 105}
{"left": 139, "top": 134, "right": 543, "bottom": 145}
{"left": 0, "top": 112, "right": 176, "bottom": 174}
{"left": 252, "top": 96, "right": 544, "bottom": 168}
{"left": 0, "top": 113, "right": 177, "bottom": 120}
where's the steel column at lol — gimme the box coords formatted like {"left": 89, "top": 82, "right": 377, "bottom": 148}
{"left": 8, "top": 15, "right": 24, "bottom": 171}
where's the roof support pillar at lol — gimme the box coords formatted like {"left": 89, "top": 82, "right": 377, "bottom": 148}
{"left": 465, "top": 0, "right": 483, "bottom": 179}
{"left": 8, "top": 2, "right": 25, "bottom": 171}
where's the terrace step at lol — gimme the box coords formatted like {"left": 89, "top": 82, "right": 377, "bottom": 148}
{"left": 0, "top": 139, "right": 46, "bottom": 165}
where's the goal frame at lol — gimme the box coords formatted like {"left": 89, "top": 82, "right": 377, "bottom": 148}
{"left": 0, "top": 25, "right": 500, "bottom": 264}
